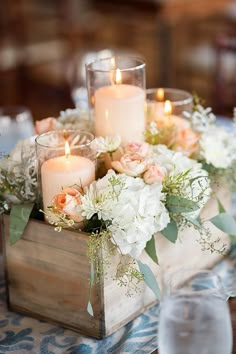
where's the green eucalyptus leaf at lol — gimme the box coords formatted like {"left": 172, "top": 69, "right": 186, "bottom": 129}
{"left": 87, "top": 261, "right": 94, "bottom": 317}
{"left": 161, "top": 219, "right": 178, "bottom": 243}
{"left": 145, "top": 236, "right": 158, "bottom": 264}
{"left": 9, "top": 203, "right": 34, "bottom": 245}
{"left": 166, "top": 195, "right": 199, "bottom": 213}
{"left": 87, "top": 301, "right": 94, "bottom": 317}
{"left": 210, "top": 213, "right": 236, "bottom": 236}
{"left": 137, "top": 260, "right": 161, "bottom": 300}
{"left": 217, "top": 198, "right": 226, "bottom": 214}
{"left": 185, "top": 215, "right": 202, "bottom": 228}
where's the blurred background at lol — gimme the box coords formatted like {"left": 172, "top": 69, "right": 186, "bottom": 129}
{"left": 0, "top": 0, "right": 235, "bottom": 120}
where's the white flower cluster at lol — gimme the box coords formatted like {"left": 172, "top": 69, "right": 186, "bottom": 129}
{"left": 57, "top": 108, "right": 92, "bottom": 132}
{"left": 184, "top": 105, "right": 216, "bottom": 133}
{"left": 81, "top": 170, "right": 169, "bottom": 258}
{"left": 0, "top": 136, "right": 37, "bottom": 203}
{"left": 199, "top": 127, "right": 236, "bottom": 169}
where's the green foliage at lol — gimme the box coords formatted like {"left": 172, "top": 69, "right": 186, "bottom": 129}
{"left": 137, "top": 260, "right": 161, "bottom": 300}
{"left": 115, "top": 258, "right": 144, "bottom": 296}
{"left": 161, "top": 219, "right": 178, "bottom": 243}
{"left": 9, "top": 203, "right": 34, "bottom": 245}
{"left": 87, "top": 229, "right": 116, "bottom": 282}
{"left": 192, "top": 92, "right": 205, "bottom": 111}
{"left": 87, "top": 262, "right": 94, "bottom": 317}
{"left": 162, "top": 169, "right": 191, "bottom": 194}
{"left": 210, "top": 213, "right": 236, "bottom": 236}
{"left": 166, "top": 195, "right": 199, "bottom": 213}
{"left": 145, "top": 235, "right": 158, "bottom": 264}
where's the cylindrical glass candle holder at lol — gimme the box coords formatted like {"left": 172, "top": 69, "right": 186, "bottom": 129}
{"left": 146, "top": 88, "right": 193, "bottom": 122}
{"left": 35, "top": 130, "right": 96, "bottom": 211}
{"left": 86, "top": 56, "right": 146, "bottom": 143}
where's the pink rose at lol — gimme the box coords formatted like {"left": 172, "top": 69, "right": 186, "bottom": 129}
{"left": 52, "top": 187, "right": 83, "bottom": 222}
{"left": 174, "top": 128, "right": 199, "bottom": 156}
{"left": 35, "top": 117, "right": 57, "bottom": 135}
{"left": 111, "top": 153, "right": 147, "bottom": 177}
{"left": 124, "top": 142, "right": 150, "bottom": 157}
{"left": 143, "top": 163, "right": 165, "bottom": 184}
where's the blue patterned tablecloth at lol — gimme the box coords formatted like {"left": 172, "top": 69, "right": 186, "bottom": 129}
{"left": 1, "top": 248, "right": 236, "bottom": 354}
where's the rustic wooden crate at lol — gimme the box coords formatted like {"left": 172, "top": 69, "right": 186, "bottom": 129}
{"left": 2, "top": 186, "right": 231, "bottom": 339}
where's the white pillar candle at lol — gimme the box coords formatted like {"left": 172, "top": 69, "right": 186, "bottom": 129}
{"left": 41, "top": 154, "right": 95, "bottom": 211}
{"left": 95, "top": 83, "right": 145, "bottom": 143}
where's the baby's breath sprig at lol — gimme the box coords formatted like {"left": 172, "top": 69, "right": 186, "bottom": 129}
{"left": 87, "top": 229, "right": 116, "bottom": 281}
{"left": 115, "top": 257, "right": 144, "bottom": 297}
{"left": 42, "top": 207, "right": 75, "bottom": 232}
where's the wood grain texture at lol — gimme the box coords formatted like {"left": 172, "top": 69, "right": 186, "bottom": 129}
{"left": 2, "top": 186, "right": 231, "bottom": 338}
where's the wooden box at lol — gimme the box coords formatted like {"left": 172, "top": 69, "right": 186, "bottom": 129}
{"left": 2, "top": 186, "right": 231, "bottom": 339}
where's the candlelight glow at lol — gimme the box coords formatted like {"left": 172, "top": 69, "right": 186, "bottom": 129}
{"left": 65, "top": 140, "right": 71, "bottom": 158}
{"left": 164, "top": 100, "right": 172, "bottom": 116}
{"left": 157, "top": 88, "right": 164, "bottom": 101}
{"left": 111, "top": 57, "right": 116, "bottom": 69}
{"left": 115, "top": 68, "right": 122, "bottom": 85}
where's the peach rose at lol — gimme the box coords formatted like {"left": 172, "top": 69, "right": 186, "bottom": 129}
{"left": 35, "top": 117, "right": 57, "bottom": 135}
{"left": 174, "top": 128, "right": 200, "bottom": 156}
{"left": 53, "top": 187, "right": 83, "bottom": 222}
{"left": 111, "top": 153, "right": 147, "bottom": 177}
{"left": 143, "top": 163, "right": 165, "bottom": 184}
{"left": 124, "top": 142, "right": 150, "bottom": 157}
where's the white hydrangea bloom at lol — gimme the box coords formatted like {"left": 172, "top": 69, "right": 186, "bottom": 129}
{"left": 80, "top": 170, "right": 169, "bottom": 259}
{"left": 199, "top": 127, "right": 236, "bottom": 169}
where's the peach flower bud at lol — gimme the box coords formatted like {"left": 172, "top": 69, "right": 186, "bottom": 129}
{"left": 124, "top": 142, "right": 150, "bottom": 157}
{"left": 111, "top": 153, "right": 147, "bottom": 177}
{"left": 52, "top": 187, "right": 83, "bottom": 222}
{"left": 35, "top": 117, "right": 57, "bottom": 135}
{"left": 143, "top": 163, "right": 165, "bottom": 184}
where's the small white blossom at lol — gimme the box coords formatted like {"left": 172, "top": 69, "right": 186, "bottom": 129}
{"left": 93, "top": 136, "right": 121, "bottom": 157}
{"left": 184, "top": 105, "right": 216, "bottom": 133}
{"left": 147, "top": 121, "right": 159, "bottom": 135}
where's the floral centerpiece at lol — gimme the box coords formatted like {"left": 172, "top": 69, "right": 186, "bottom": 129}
{"left": 1, "top": 101, "right": 236, "bottom": 317}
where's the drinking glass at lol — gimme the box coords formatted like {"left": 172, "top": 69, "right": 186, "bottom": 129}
{"left": 0, "top": 106, "right": 34, "bottom": 156}
{"left": 158, "top": 270, "right": 233, "bottom": 354}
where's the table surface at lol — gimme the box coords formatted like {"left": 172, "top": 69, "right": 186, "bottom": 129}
{"left": 151, "top": 298, "right": 236, "bottom": 354}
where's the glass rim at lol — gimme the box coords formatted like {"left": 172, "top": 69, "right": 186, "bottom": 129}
{"left": 85, "top": 55, "right": 146, "bottom": 73}
{"left": 35, "top": 129, "right": 95, "bottom": 149}
{"left": 146, "top": 88, "right": 193, "bottom": 106}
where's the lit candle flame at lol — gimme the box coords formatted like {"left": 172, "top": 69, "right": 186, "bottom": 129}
{"left": 157, "top": 88, "right": 164, "bottom": 101}
{"left": 164, "top": 100, "right": 172, "bottom": 116}
{"left": 115, "top": 68, "right": 122, "bottom": 85}
{"left": 65, "top": 140, "right": 70, "bottom": 159}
